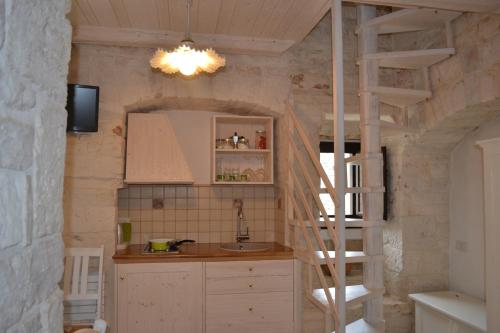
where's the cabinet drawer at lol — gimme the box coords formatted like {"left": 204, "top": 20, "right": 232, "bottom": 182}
{"left": 206, "top": 275, "right": 293, "bottom": 295}
{"left": 206, "top": 292, "right": 293, "bottom": 333}
{"left": 206, "top": 320, "right": 293, "bottom": 333}
{"left": 206, "top": 260, "right": 293, "bottom": 278}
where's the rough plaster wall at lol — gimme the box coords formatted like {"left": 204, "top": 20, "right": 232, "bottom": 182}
{"left": 384, "top": 137, "right": 450, "bottom": 297}
{"left": 381, "top": 12, "right": 500, "bottom": 333}
{"left": 64, "top": 43, "right": 291, "bottom": 329}
{"left": 0, "top": 0, "right": 72, "bottom": 332}
{"left": 449, "top": 117, "right": 500, "bottom": 299}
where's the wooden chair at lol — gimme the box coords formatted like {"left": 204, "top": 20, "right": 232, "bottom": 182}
{"left": 63, "top": 246, "right": 106, "bottom": 332}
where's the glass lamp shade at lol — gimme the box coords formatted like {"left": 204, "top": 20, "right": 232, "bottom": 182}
{"left": 150, "top": 43, "right": 225, "bottom": 76}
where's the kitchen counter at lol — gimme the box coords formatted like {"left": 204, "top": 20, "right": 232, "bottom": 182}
{"left": 113, "top": 242, "right": 294, "bottom": 263}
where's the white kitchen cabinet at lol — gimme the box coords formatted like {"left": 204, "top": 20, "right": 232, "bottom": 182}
{"left": 205, "top": 260, "right": 294, "bottom": 333}
{"left": 115, "top": 259, "right": 295, "bottom": 333}
{"left": 124, "top": 112, "right": 194, "bottom": 184}
{"left": 115, "top": 262, "right": 203, "bottom": 333}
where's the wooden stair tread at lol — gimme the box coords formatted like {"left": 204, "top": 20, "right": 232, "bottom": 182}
{"left": 367, "top": 86, "right": 431, "bottom": 108}
{"left": 357, "top": 8, "right": 461, "bottom": 35}
{"left": 316, "top": 251, "right": 371, "bottom": 264}
{"left": 345, "top": 155, "right": 362, "bottom": 164}
{"left": 290, "top": 218, "right": 384, "bottom": 228}
{"left": 344, "top": 153, "right": 382, "bottom": 164}
{"left": 333, "top": 318, "right": 382, "bottom": 333}
{"left": 319, "top": 187, "right": 385, "bottom": 194}
{"left": 361, "top": 48, "right": 455, "bottom": 69}
{"left": 311, "top": 285, "right": 383, "bottom": 309}
{"left": 295, "top": 250, "right": 379, "bottom": 265}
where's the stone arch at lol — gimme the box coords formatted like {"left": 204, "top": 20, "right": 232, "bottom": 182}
{"left": 123, "top": 96, "right": 284, "bottom": 118}
{"left": 122, "top": 96, "right": 288, "bottom": 188}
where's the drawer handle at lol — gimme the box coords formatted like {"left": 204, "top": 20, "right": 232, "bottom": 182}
{"left": 119, "top": 276, "right": 125, "bottom": 281}
{"left": 248, "top": 307, "right": 253, "bottom": 312}
{"left": 249, "top": 284, "right": 253, "bottom": 288}
{"left": 248, "top": 267, "right": 253, "bottom": 272}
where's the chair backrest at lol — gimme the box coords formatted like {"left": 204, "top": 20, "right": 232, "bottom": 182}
{"left": 63, "top": 246, "right": 104, "bottom": 321}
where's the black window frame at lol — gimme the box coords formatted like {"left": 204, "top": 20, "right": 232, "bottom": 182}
{"left": 319, "top": 141, "right": 388, "bottom": 220}
{"left": 319, "top": 141, "right": 362, "bottom": 219}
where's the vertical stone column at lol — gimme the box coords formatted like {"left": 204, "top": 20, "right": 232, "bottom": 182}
{"left": 0, "top": 0, "right": 72, "bottom": 332}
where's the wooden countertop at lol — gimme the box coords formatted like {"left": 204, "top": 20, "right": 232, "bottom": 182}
{"left": 113, "top": 242, "right": 294, "bottom": 263}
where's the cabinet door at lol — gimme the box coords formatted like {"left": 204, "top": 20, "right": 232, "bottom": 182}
{"left": 125, "top": 113, "right": 193, "bottom": 184}
{"left": 116, "top": 263, "right": 202, "bottom": 333}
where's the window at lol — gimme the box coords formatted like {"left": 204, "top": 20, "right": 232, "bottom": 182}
{"left": 319, "top": 141, "right": 362, "bottom": 218}
{"left": 319, "top": 142, "right": 388, "bottom": 220}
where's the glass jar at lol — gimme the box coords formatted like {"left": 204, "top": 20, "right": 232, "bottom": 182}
{"left": 237, "top": 136, "right": 249, "bottom": 149}
{"left": 221, "top": 138, "right": 233, "bottom": 149}
{"left": 223, "top": 168, "right": 231, "bottom": 181}
{"left": 255, "top": 130, "right": 267, "bottom": 149}
{"left": 231, "top": 167, "right": 240, "bottom": 182}
{"left": 216, "top": 159, "right": 224, "bottom": 181}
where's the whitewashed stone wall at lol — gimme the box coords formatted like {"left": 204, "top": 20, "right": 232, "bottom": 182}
{"left": 0, "top": 0, "right": 72, "bottom": 332}
{"left": 382, "top": 12, "right": 500, "bottom": 332}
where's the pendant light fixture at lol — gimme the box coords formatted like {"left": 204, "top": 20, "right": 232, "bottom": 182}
{"left": 150, "top": 0, "right": 225, "bottom": 76}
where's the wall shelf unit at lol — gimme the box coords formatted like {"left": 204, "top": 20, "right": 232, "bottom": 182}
{"left": 215, "top": 149, "right": 272, "bottom": 154}
{"left": 211, "top": 115, "right": 274, "bottom": 185}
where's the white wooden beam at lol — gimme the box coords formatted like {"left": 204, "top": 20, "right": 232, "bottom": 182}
{"left": 477, "top": 138, "right": 500, "bottom": 333}
{"left": 344, "top": 0, "right": 500, "bottom": 13}
{"left": 72, "top": 25, "right": 295, "bottom": 56}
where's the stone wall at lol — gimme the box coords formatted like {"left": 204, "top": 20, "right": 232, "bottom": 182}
{"left": 0, "top": 0, "right": 71, "bottom": 332}
{"left": 382, "top": 11, "right": 500, "bottom": 332}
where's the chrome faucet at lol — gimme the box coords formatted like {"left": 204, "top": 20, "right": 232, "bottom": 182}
{"left": 234, "top": 199, "right": 249, "bottom": 242}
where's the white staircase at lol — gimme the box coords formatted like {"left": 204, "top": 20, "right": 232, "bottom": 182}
{"left": 355, "top": 8, "right": 461, "bottom": 34}
{"left": 359, "top": 7, "right": 461, "bottom": 131}
{"left": 286, "top": 4, "right": 459, "bottom": 333}
{"left": 360, "top": 48, "right": 455, "bottom": 69}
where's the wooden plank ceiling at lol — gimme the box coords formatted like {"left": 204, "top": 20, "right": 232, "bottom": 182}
{"left": 69, "top": 0, "right": 331, "bottom": 55}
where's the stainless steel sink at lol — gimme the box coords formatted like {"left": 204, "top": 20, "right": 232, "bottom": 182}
{"left": 220, "top": 242, "right": 270, "bottom": 252}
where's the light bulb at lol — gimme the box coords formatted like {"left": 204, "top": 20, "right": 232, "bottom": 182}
{"left": 179, "top": 62, "right": 197, "bottom": 76}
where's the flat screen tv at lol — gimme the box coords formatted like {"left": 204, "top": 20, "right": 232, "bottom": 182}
{"left": 66, "top": 84, "right": 99, "bottom": 132}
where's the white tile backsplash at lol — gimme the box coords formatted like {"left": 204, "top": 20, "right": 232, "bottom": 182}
{"left": 118, "top": 185, "right": 275, "bottom": 243}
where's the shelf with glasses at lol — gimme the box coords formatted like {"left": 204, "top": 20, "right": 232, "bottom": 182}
{"left": 215, "top": 149, "right": 271, "bottom": 154}
{"left": 211, "top": 115, "right": 274, "bottom": 185}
